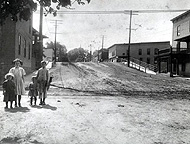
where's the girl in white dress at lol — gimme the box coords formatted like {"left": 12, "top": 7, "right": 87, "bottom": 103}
{"left": 9, "top": 58, "right": 26, "bottom": 107}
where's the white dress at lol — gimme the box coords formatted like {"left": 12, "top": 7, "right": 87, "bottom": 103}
{"left": 9, "top": 67, "right": 26, "bottom": 95}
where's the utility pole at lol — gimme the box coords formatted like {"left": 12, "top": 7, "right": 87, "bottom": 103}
{"left": 89, "top": 44, "right": 92, "bottom": 61}
{"left": 39, "top": 4, "right": 43, "bottom": 68}
{"left": 101, "top": 35, "right": 104, "bottom": 50}
{"left": 101, "top": 35, "right": 104, "bottom": 61}
{"left": 128, "top": 10, "right": 132, "bottom": 67}
{"left": 54, "top": 20, "right": 57, "bottom": 64}
{"left": 97, "top": 46, "right": 99, "bottom": 62}
{"left": 50, "top": 20, "right": 62, "bottom": 64}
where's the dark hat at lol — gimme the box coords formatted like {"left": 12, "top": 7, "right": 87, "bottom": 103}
{"left": 5, "top": 73, "right": 14, "bottom": 79}
{"left": 41, "top": 60, "right": 47, "bottom": 64}
{"left": 13, "top": 58, "right": 23, "bottom": 65}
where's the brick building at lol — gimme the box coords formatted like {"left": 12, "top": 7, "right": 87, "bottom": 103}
{"left": 108, "top": 41, "right": 170, "bottom": 66}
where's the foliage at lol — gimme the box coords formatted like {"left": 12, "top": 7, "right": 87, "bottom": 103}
{"left": 67, "top": 48, "right": 90, "bottom": 62}
{"left": 0, "top": 0, "right": 37, "bottom": 24}
{"left": 0, "top": 0, "right": 90, "bottom": 25}
{"left": 46, "top": 41, "right": 68, "bottom": 62}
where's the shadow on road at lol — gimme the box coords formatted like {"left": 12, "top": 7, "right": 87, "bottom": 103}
{"left": 42, "top": 104, "right": 57, "bottom": 111}
{"left": 4, "top": 107, "right": 30, "bottom": 113}
{"left": 31, "top": 104, "right": 57, "bottom": 111}
{"left": 0, "top": 137, "right": 44, "bottom": 144}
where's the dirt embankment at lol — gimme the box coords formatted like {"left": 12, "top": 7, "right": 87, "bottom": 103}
{"left": 48, "top": 62, "right": 190, "bottom": 98}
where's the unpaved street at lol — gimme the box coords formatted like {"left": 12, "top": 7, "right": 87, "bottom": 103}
{"left": 1, "top": 62, "right": 190, "bottom": 144}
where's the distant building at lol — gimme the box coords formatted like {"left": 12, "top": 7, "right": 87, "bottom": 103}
{"left": 108, "top": 44, "right": 127, "bottom": 62}
{"left": 108, "top": 41, "right": 170, "bottom": 66}
{"left": 93, "top": 48, "right": 108, "bottom": 62}
{"left": 157, "top": 10, "right": 190, "bottom": 76}
{"left": 43, "top": 47, "right": 53, "bottom": 62}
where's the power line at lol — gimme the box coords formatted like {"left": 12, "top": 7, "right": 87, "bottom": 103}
{"left": 35, "top": 9, "right": 189, "bottom": 15}
{"left": 56, "top": 9, "right": 189, "bottom": 14}
{"left": 132, "top": 9, "right": 190, "bottom": 13}
{"left": 57, "top": 10, "right": 129, "bottom": 14}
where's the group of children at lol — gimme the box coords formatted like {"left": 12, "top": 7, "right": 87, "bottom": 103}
{"left": 3, "top": 60, "right": 52, "bottom": 109}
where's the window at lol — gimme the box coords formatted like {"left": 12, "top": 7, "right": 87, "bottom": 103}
{"left": 154, "top": 48, "right": 159, "bottom": 55}
{"left": 147, "top": 48, "right": 150, "bottom": 55}
{"left": 139, "top": 58, "right": 143, "bottom": 61}
{"left": 112, "top": 51, "right": 116, "bottom": 56}
{"left": 154, "top": 57, "right": 157, "bottom": 64}
{"left": 147, "top": 57, "right": 150, "bottom": 64}
{"left": 28, "top": 44, "right": 31, "bottom": 60}
{"left": 24, "top": 39, "right": 26, "bottom": 58}
{"left": 177, "top": 25, "right": 180, "bottom": 36}
{"left": 29, "top": 20, "right": 32, "bottom": 34}
{"left": 18, "top": 35, "right": 21, "bottom": 55}
{"left": 122, "top": 53, "right": 125, "bottom": 55}
{"left": 138, "top": 49, "right": 142, "bottom": 55}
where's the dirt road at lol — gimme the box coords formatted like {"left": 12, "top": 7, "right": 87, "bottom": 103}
{"left": 1, "top": 62, "right": 190, "bottom": 144}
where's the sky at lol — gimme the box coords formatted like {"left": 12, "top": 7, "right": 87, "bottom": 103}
{"left": 33, "top": 0, "right": 190, "bottom": 52}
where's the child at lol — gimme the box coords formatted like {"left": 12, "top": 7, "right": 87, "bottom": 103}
{"left": 9, "top": 58, "right": 26, "bottom": 107}
{"left": 3, "top": 73, "right": 16, "bottom": 109}
{"left": 36, "top": 60, "right": 49, "bottom": 105}
{"left": 47, "top": 73, "right": 53, "bottom": 91}
{"left": 28, "top": 76, "right": 38, "bottom": 106}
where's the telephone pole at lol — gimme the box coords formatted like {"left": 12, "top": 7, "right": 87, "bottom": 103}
{"left": 54, "top": 20, "right": 57, "bottom": 64}
{"left": 39, "top": 4, "right": 43, "bottom": 68}
{"left": 50, "top": 20, "right": 62, "bottom": 64}
{"left": 101, "top": 35, "right": 104, "bottom": 50}
{"left": 101, "top": 35, "right": 104, "bottom": 61}
{"left": 89, "top": 44, "right": 92, "bottom": 61}
{"left": 128, "top": 10, "right": 132, "bottom": 67}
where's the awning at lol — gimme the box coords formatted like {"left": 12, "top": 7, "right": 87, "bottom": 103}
{"left": 32, "top": 28, "right": 48, "bottom": 38}
{"left": 174, "top": 35, "right": 190, "bottom": 42}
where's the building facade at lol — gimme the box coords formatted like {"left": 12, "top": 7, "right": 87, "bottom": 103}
{"left": 93, "top": 48, "right": 109, "bottom": 62}
{"left": 158, "top": 10, "right": 190, "bottom": 76}
{"left": 171, "top": 10, "right": 190, "bottom": 76}
{"left": 108, "top": 41, "right": 170, "bottom": 66}
{"left": 0, "top": 16, "right": 33, "bottom": 83}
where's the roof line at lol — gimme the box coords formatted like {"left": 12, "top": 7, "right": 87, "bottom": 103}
{"left": 108, "top": 41, "right": 170, "bottom": 49}
{"left": 171, "top": 10, "right": 190, "bottom": 22}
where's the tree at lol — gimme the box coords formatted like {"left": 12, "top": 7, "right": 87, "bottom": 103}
{"left": 0, "top": 0, "right": 90, "bottom": 25}
{"left": 46, "top": 41, "right": 68, "bottom": 62}
{"left": 67, "top": 48, "right": 89, "bottom": 62}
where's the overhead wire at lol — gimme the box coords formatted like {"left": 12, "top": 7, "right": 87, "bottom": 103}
{"left": 34, "top": 9, "right": 190, "bottom": 15}
{"left": 56, "top": 9, "right": 189, "bottom": 14}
